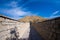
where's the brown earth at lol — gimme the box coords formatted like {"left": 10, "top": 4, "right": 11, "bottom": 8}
{"left": 18, "top": 16, "right": 47, "bottom": 23}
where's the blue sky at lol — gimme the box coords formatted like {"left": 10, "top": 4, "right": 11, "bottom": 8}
{"left": 0, "top": 0, "right": 60, "bottom": 20}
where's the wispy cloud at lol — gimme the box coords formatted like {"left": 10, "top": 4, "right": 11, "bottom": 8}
{"left": 52, "top": 11, "right": 59, "bottom": 15}
{"left": 5, "top": 1, "right": 18, "bottom": 8}
{"left": 49, "top": 10, "right": 60, "bottom": 18}
{"left": 0, "top": 1, "right": 37, "bottom": 20}
{"left": 44, "top": 10, "right": 60, "bottom": 19}
{"left": 1, "top": 8, "right": 34, "bottom": 16}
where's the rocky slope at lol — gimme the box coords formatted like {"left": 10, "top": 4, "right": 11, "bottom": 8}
{"left": 18, "top": 16, "right": 47, "bottom": 23}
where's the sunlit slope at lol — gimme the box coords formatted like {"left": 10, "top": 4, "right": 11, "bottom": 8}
{"left": 18, "top": 16, "right": 47, "bottom": 23}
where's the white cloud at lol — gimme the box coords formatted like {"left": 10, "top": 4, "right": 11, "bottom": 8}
{"left": 0, "top": 1, "right": 37, "bottom": 20}
{"left": 1, "top": 7, "right": 36, "bottom": 19}
{"left": 52, "top": 11, "right": 59, "bottom": 15}
{"left": 4, "top": 8, "right": 27, "bottom": 16}
{"left": 5, "top": 1, "right": 18, "bottom": 8}
{"left": 45, "top": 11, "right": 60, "bottom": 19}
{"left": 49, "top": 10, "right": 60, "bottom": 18}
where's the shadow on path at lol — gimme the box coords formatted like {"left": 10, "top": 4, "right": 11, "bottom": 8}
{"left": 28, "top": 26, "right": 44, "bottom": 40}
